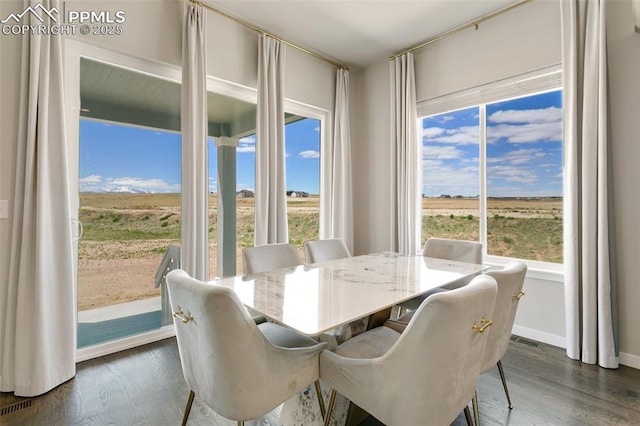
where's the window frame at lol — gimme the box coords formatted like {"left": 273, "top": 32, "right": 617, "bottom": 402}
{"left": 417, "top": 65, "right": 564, "bottom": 280}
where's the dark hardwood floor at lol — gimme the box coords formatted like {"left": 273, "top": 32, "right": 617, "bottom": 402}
{"left": 1, "top": 336, "right": 639, "bottom": 425}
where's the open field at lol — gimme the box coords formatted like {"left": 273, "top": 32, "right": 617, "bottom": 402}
{"left": 77, "top": 193, "right": 319, "bottom": 310}
{"left": 77, "top": 194, "right": 560, "bottom": 310}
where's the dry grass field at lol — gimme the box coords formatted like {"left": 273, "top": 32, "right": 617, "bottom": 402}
{"left": 77, "top": 194, "right": 561, "bottom": 310}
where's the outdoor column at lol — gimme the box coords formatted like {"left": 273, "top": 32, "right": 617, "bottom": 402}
{"left": 216, "top": 136, "right": 238, "bottom": 277}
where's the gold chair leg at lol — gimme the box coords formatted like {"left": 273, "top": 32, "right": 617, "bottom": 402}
{"left": 323, "top": 389, "right": 337, "bottom": 426}
{"left": 182, "top": 390, "right": 195, "bottom": 426}
{"left": 314, "top": 380, "right": 326, "bottom": 420}
{"left": 497, "top": 360, "right": 513, "bottom": 409}
{"left": 472, "top": 390, "right": 480, "bottom": 426}
{"left": 463, "top": 404, "right": 474, "bottom": 426}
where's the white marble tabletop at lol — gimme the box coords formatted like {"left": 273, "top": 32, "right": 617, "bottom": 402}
{"left": 212, "top": 252, "right": 488, "bottom": 336}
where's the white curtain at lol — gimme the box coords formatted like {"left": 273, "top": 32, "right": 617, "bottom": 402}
{"left": 561, "top": 0, "right": 618, "bottom": 368}
{"left": 390, "top": 53, "right": 421, "bottom": 255}
{"left": 181, "top": 2, "right": 209, "bottom": 280}
{"left": 255, "top": 34, "right": 288, "bottom": 245}
{"left": 329, "top": 69, "right": 354, "bottom": 253}
{"left": 0, "top": 0, "right": 76, "bottom": 396}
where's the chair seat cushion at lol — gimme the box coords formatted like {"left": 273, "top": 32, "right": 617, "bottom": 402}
{"left": 334, "top": 326, "right": 401, "bottom": 359}
{"left": 258, "top": 322, "right": 318, "bottom": 348}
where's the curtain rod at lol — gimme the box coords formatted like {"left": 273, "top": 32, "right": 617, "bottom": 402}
{"left": 189, "top": 0, "right": 349, "bottom": 70}
{"left": 388, "top": 0, "right": 533, "bottom": 60}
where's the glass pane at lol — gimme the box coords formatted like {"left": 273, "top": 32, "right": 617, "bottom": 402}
{"left": 205, "top": 90, "right": 257, "bottom": 277}
{"left": 78, "top": 58, "right": 181, "bottom": 348}
{"left": 421, "top": 107, "right": 480, "bottom": 245}
{"left": 78, "top": 93, "right": 182, "bottom": 348}
{"left": 285, "top": 117, "right": 321, "bottom": 256}
{"left": 486, "top": 90, "right": 563, "bottom": 262}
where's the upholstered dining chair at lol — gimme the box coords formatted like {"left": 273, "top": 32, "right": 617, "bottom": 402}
{"left": 471, "top": 261, "right": 527, "bottom": 424}
{"left": 395, "top": 237, "right": 484, "bottom": 313}
{"left": 319, "top": 274, "right": 498, "bottom": 426}
{"left": 303, "top": 238, "right": 365, "bottom": 347}
{"left": 242, "top": 243, "right": 303, "bottom": 275}
{"left": 303, "top": 238, "right": 351, "bottom": 264}
{"left": 166, "top": 269, "right": 327, "bottom": 426}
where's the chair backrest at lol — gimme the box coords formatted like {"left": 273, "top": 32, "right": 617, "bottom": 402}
{"left": 480, "top": 260, "right": 528, "bottom": 373}
{"left": 242, "top": 243, "right": 303, "bottom": 275}
{"left": 166, "top": 269, "right": 317, "bottom": 421}
{"left": 423, "top": 237, "right": 483, "bottom": 264}
{"left": 303, "top": 239, "right": 351, "bottom": 264}
{"left": 366, "top": 275, "right": 497, "bottom": 425}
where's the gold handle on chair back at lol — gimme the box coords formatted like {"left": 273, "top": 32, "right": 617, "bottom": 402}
{"left": 173, "top": 309, "right": 194, "bottom": 323}
{"left": 512, "top": 291, "right": 525, "bottom": 301}
{"left": 472, "top": 318, "right": 493, "bottom": 333}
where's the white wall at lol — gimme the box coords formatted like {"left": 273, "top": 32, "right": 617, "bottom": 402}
{"left": 607, "top": 0, "right": 640, "bottom": 367}
{"left": 351, "top": 61, "right": 393, "bottom": 254}
{"left": 413, "top": 0, "right": 561, "bottom": 102}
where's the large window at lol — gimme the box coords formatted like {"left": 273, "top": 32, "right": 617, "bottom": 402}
{"left": 420, "top": 70, "right": 563, "bottom": 265}
{"left": 76, "top": 57, "right": 181, "bottom": 348}
{"left": 285, "top": 116, "right": 321, "bottom": 249}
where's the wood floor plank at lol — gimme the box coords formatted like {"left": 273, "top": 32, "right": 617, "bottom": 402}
{"left": 1, "top": 336, "right": 639, "bottom": 425}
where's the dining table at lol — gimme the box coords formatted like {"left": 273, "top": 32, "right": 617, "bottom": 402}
{"left": 213, "top": 251, "right": 488, "bottom": 337}
{"left": 211, "top": 252, "right": 489, "bottom": 425}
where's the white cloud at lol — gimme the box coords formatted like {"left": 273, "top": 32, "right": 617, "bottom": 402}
{"left": 423, "top": 161, "right": 479, "bottom": 196}
{"left": 299, "top": 150, "right": 320, "bottom": 159}
{"left": 80, "top": 177, "right": 181, "bottom": 193}
{"left": 240, "top": 135, "right": 255, "bottom": 144}
{"left": 79, "top": 175, "right": 102, "bottom": 184}
{"left": 314, "top": 126, "right": 320, "bottom": 133}
{"left": 422, "top": 127, "right": 445, "bottom": 138}
{"left": 487, "top": 121, "right": 562, "bottom": 144}
{"left": 487, "top": 148, "right": 546, "bottom": 166}
{"left": 237, "top": 135, "right": 256, "bottom": 153}
{"left": 488, "top": 106, "right": 562, "bottom": 124}
{"left": 423, "top": 125, "right": 479, "bottom": 145}
{"left": 487, "top": 165, "right": 538, "bottom": 184}
{"left": 423, "top": 145, "right": 465, "bottom": 160}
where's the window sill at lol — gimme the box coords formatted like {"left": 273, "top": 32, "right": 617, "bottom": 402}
{"left": 485, "top": 255, "right": 564, "bottom": 283}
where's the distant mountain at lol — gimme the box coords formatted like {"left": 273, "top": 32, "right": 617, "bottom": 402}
{"left": 108, "top": 187, "right": 152, "bottom": 194}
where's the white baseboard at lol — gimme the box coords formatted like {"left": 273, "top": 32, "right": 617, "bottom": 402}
{"left": 512, "top": 325, "right": 640, "bottom": 370}
{"left": 76, "top": 325, "right": 175, "bottom": 363}
{"left": 512, "top": 325, "right": 566, "bottom": 349}
{"left": 619, "top": 352, "right": 640, "bottom": 370}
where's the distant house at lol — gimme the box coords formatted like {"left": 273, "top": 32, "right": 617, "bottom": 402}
{"left": 237, "top": 189, "right": 254, "bottom": 198}
{"left": 287, "top": 190, "right": 309, "bottom": 198}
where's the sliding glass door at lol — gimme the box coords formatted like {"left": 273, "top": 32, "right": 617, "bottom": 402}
{"left": 75, "top": 56, "right": 182, "bottom": 349}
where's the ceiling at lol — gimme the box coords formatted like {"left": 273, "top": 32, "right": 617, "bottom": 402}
{"left": 80, "top": 58, "right": 302, "bottom": 136}
{"left": 207, "top": 0, "right": 519, "bottom": 69}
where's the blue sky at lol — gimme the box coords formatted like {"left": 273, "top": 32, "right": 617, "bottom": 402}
{"left": 422, "top": 90, "right": 563, "bottom": 197}
{"left": 79, "top": 117, "right": 320, "bottom": 194}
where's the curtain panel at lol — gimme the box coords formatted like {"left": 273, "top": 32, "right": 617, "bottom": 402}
{"left": 329, "top": 68, "right": 354, "bottom": 253}
{"left": 181, "top": 2, "right": 209, "bottom": 280}
{"left": 255, "top": 34, "right": 288, "bottom": 245}
{"left": 390, "top": 53, "right": 421, "bottom": 255}
{"left": 561, "top": 0, "right": 618, "bottom": 368}
{"left": 0, "top": 0, "right": 76, "bottom": 396}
